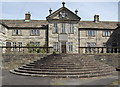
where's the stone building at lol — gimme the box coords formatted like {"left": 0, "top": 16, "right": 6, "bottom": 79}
{"left": 0, "top": 2, "right": 118, "bottom": 54}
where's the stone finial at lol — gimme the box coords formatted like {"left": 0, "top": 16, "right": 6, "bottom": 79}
{"left": 75, "top": 9, "right": 78, "bottom": 14}
{"left": 62, "top": 2, "right": 65, "bottom": 7}
{"left": 49, "top": 8, "right": 52, "bottom": 14}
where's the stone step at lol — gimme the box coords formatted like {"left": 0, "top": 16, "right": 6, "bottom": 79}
{"left": 14, "top": 68, "right": 113, "bottom": 75}
{"left": 18, "top": 67, "right": 114, "bottom": 72}
{"left": 10, "top": 69, "right": 113, "bottom": 78}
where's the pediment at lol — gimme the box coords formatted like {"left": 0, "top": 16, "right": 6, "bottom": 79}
{"left": 46, "top": 7, "right": 81, "bottom": 22}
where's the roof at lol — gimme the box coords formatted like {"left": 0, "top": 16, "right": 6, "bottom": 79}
{"left": 46, "top": 7, "right": 81, "bottom": 21}
{"left": 0, "top": 20, "right": 118, "bottom": 29}
{"left": 79, "top": 21, "right": 118, "bottom": 29}
{"left": 0, "top": 20, "right": 48, "bottom": 28}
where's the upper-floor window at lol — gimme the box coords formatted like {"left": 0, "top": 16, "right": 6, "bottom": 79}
{"left": 68, "top": 42, "right": 73, "bottom": 52}
{"left": 69, "top": 24, "right": 74, "bottom": 33}
{"left": 53, "top": 23, "right": 58, "bottom": 33}
{"left": 12, "top": 42, "right": 17, "bottom": 47}
{"left": 86, "top": 30, "right": 95, "bottom": 37}
{"left": 61, "top": 23, "right": 66, "bottom": 33}
{"left": 12, "top": 29, "right": 22, "bottom": 35}
{"left": 102, "top": 31, "right": 112, "bottom": 37}
{"left": 30, "top": 29, "right": 40, "bottom": 36}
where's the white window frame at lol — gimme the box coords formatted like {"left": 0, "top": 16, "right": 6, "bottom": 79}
{"left": 69, "top": 24, "right": 74, "bottom": 33}
{"left": 12, "top": 29, "right": 22, "bottom": 35}
{"left": 68, "top": 42, "right": 73, "bottom": 52}
{"left": 102, "top": 30, "right": 112, "bottom": 37}
{"left": 61, "top": 23, "right": 66, "bottom": 33}
{"left": 87, "top": 30, "right": 95, "bottom": 37}
{"left": 53, "top": 42, "right": 59, "bottom": 52}
{"left": 30, "top": 29, "right": 40, "bottom": 36}
{"left": 53, "top": 23, "right": 58, "bottom": 33}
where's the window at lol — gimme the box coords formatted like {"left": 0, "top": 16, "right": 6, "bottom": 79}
{"left": 86, "top": 42, "right": 96, "bottom": 47}
{"left": 30, "top": 42, "right": 40, "bottom": 46}
{"left": 103, "top": 42, "right": 106, "bottom": 47}
{"left": 12, "top": 29, "right": 22, "bottom": 35}
{"left": 6, "top": 42, "right": 11, "bottom": 47}
{"left": 69, "top": 24, "right": 74, "bottom": 33}
{"left": 53, "top": 23, "right": 58, "bottom": 33}
{"left": 86, "top": 30, "right": 95, "bottom": 37}
{"left": 18, "top": 42, "right": 22, "bottom": 47}
{"left": 102, "top": 31, "right": 112, "bottom": 37}
{"left": 53, "top": 42, "right": 59, "bottom": 51}
{"left": 61, "top": 23, "right": 66, "bottom": 33}
{"left": 30, "top": 29, "right": 40, "bottom": 35}
{"left": 68, "top": 42, "right": 73, "bottom": 52}
{"left": 13, "top": 42, "right": 16, "bottom": 47}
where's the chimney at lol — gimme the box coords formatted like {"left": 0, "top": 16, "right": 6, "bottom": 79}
{"left": 25, "top": 12, "right": 31, "bottom": 22}
{"left": 94, "top": 15, "right": 99, "bottom": 23}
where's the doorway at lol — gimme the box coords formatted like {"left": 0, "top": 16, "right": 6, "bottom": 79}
{"left": 61, "top": 42, "right": 66, "bottom": 53}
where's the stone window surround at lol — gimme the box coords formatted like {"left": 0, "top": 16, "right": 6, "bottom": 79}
{"left": 102, "top": 30, "right": 112, "bottom": 37}
{"left": 12, "top": 29, "right": 22, "bottom": 36}
{"left": 86, "top": 30, "right": 96, "bottom": 37}
{"left": 30, "top": 29, "right": 40, "bottom": 36}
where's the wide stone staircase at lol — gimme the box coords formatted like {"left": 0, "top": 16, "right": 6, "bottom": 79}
{"left": 10, "top": 54, "right": 116, "bottom": 78}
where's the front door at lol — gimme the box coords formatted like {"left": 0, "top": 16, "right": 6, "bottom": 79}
{"left": 61, "top": 42, "right": 66, "bottom": 53}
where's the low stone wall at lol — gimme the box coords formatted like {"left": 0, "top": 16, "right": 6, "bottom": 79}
{"left": 2, "top": 53, "right": 50, "bottom": 70}
{"left": 2, "top": 53, "right": 120, "bottom": 70}
{"left": 93, "top": 54, "right": 120, "bottom": 68}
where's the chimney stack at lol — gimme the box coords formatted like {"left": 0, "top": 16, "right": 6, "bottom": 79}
{"left": 25, "top": 12, "right": 31, "bottom": 22}
{"left": 94, "top": 15, "right": 99, "bottom": 23}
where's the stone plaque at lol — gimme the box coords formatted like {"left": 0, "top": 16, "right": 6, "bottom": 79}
{"left": 59, "top": 34, "right": 68, "bottom": 41}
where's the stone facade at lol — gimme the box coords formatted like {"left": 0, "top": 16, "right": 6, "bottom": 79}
{"left": 0, "top": 2, "right": 118, "bottom": 54}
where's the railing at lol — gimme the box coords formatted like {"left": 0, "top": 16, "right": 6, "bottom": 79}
{"left": 79, "top": 47, "right": 120, "bottom": 54}
{"left": 0, "top": 46, "right": 53, "bottom": 53}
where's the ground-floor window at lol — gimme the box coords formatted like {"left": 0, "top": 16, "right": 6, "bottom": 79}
{"left": 68, "top": 42, "right": 73, "bottom": 52}
{"left": 53, "top": 42, "right": 59, "bottom": 51}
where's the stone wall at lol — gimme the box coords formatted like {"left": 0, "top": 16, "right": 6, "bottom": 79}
{"left": 93, "top": 54, "right": 120, "bottom": 67}
{"left": 2, "top": 53, "right": 49, "bottom": 70}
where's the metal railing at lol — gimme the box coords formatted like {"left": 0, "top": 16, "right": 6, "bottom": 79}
{"left": 79, "top": 47, "right": 120, "bottom": 54}
{"left": 0, "top": 46, "right": 53, "bottom": 53}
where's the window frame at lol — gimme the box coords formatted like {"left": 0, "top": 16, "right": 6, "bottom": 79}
{"left": 68, "top": 42, "right": 73, "bottom": 52}
{"left": 86, "top": 30, "right": 96, "bottom": 37}
{"left": 30, "top": 29, "right": 40, "bottom": 36}
{"left": 53, "top": 42, "right": 59, "bottom": 52}
{"left": 61, "top": 23, "right": 66, "bottom": 33}
{"left": 53, "top": 23, "right": 58, "bottom": 34}
{"left": 69, "top": 24, "right": 74, "bottom": 34}
{"left": 12, "top": 29, "right": 22, "bottom": 36}
{"left": 102, "top": 30, "right": 112, "bottom": 37}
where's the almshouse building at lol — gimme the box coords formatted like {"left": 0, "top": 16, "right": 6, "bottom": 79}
{"left": 0, "top": 2, "right": 119, "bottom": 54}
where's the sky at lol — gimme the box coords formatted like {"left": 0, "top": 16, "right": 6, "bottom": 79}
{"left": 0, "top": 1, "right": 119, "bottom": 21}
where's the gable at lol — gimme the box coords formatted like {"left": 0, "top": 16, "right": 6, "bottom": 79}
{"left": 46, "top": 7, "right": 81, "bottom": 23}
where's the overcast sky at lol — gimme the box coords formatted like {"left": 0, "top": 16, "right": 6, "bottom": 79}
{"left": 0, "top": 2, "right": 118, "bottom": 21}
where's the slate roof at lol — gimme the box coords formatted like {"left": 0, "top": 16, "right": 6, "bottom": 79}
{"left": 0, "top": 19, "right": 118, "bottom": 29}
{"left": 0, "top": 20, "right": 48, "bottom": 28}
{"left": 79, "top": 21, "right": 118, "bottom": 29}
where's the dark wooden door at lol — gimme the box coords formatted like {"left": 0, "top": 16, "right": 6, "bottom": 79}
{"left": 61, "top": 42, "right": 66, "bottom": 53}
